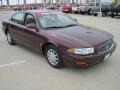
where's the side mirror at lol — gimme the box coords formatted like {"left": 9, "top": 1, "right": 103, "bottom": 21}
{"left": 26, "top": 23, "right": 36, "bottom": 29}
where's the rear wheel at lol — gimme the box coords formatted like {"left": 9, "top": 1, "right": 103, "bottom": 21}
{"left": 45, "top": 45, "right": 64, "bottom": 68}
{"left": 93, "top": 13, "right": 98, "bottom": 16}
{"left": 6, "top": 31, "right": 15, "bottom": 45}
{"left": 102, "top": 11, "right": 106, "bottom": 16}
{"left": 111, "top": 12, "right": 115, "bottom": 18}
{"left": 80, "top": 11, "right": 85, "bottom": 15}
{"left": 88, "top": 9, "right": 91, "bottom": 15}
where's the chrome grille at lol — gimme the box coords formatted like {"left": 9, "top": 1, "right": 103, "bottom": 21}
{"left": 97, "top": 40, "right": 113, "bottom": 54}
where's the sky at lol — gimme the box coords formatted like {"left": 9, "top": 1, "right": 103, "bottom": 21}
{"left": 1, "top": 0, "right": 43, "bottom": 5}
{"left": 1, "top": 0, "right": 113, "bottom": 5}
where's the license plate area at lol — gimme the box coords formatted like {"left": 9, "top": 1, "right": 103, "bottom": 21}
{"left": 104, "top": 53, "right": 111, "bottom": 60}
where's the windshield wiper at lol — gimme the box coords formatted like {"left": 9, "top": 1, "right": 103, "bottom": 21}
{"left": 44, "top": 26, "right": 65, "bottom": 29}
{"left": 44, "top": 24, "right": 78, "bottom": 29}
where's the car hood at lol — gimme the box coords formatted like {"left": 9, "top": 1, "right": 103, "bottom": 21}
{"left": 46, "top": 25, "right": 113, "bottom": 48}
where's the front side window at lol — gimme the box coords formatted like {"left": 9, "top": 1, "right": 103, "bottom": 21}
{"left": 38, "top": 14, "right": 78, "bottom": 29}
{"left": 25, "top": 14, "right": 36, "bottom": 25}
{"left": 11, "top": 13, "right": 25, "bottom": 25}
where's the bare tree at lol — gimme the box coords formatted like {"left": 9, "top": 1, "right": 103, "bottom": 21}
{"left": 49, "top": 0, "right": 52, "bottom": 5}
{"left": 80, "top": 0, "right": 81, "bottom": 3}
{"left": 18, "top": 0, "right": 20, "bottom": 5}
{"left": 6, "top": 0, "right": 9, "bottom": 6}
{"left": 24, "top": 0, "right": 26, "bottom": 5}
{"left": 56, "top": 0, "right": 59, "bottom": 6}
{"left": 76, "top": 0, "right": 78, "bottom": 3}
{"left": 0, "top": 0, "right": 2, "bottom": 6}
{"left": 56, "top": 0, "right": 59, "bottom": 3}
{"left": 42, "top": 0, "right": 47, "bottom": 7}
{"left": 35, "top": 0, "right": 37, "bottom": 4}
{"left": 72, "top": 0, "right": 74, "bottom": 3}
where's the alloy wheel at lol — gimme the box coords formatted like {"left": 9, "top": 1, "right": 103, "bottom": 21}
{"left": 47, "top": 49, "right": 59, "bottom": 66}
{"left": 7, "top": 32, "right": 12, "bottom": 44}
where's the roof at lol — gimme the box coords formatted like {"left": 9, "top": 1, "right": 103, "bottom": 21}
{"left": 26, "top": 9, "right": 63, "bottom": 16}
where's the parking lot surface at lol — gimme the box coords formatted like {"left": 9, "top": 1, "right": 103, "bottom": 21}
{"left": 0, "top": 11, "right": 120, "bottom": 90}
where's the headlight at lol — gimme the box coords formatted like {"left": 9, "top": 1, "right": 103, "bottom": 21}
{"left": 67, "top": 47, "right": 94, "bottom": 55}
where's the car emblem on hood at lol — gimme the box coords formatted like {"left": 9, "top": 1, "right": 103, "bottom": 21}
{"left": 105, "top": 44, "right": 110, "bottom": 50}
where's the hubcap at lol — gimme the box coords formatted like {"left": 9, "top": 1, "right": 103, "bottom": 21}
{"left": 47, "top": 49, "right": 59, "bottom": 65}
{"left": 7, "top": 33, "right": 12, "bottom": 43}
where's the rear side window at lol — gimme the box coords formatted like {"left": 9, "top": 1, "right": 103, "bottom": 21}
{"left": 11, "top": 13, "right": 25, "bottom": 25}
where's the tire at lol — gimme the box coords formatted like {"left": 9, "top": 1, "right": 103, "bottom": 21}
{"left": 93, "top": 13, "right": 98, "bottom": 16}
{"left": 102, "top": 12, "right": 105, "bottom": 17}
{"left": 102, "top": 11, "right": 107, "bottom": 17}
{"left": 88, "top": 9, "right": 91, "bottom": 15}
{"left": 80, "top": 11, "right": 85, "bottom": 15}
{"left": 6, "top": 31, "right": 15, "bottom": 45}
{"left": 111, "top": 13, "right": 115, "bottom": 18}
{"left": 45, "top": 45, "right": 64, "bottom": 68}
{"left": 82, "top": 12, "right": 85, "bottom": 15}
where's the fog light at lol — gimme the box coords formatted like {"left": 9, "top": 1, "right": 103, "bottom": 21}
{"left": 76, "top": 60, "right": 87, "bottom": 65}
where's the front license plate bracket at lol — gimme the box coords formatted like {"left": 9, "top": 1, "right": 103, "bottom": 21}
{"left": 104, "top": 53, "right": 111, "bottom": 60}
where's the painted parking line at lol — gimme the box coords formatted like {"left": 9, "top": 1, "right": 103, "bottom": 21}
{"left": 0, "top": 60, "right": 26, "bottom": 68}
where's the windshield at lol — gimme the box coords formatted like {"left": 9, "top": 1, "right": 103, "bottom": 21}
{"left": 38, "top": 14, "right": 78, "bottom": 29}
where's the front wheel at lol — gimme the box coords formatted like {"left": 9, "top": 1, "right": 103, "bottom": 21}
{"left": 45, "top": 45, "right": 64, "bottom": 68}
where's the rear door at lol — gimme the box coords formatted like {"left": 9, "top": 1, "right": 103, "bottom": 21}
{"left": 9, "top": 12, "right": 26, "bottom": 44}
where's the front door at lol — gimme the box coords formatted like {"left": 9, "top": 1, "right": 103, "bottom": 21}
{"left": 22, "top": 13, "right": 43, "bottom": 51}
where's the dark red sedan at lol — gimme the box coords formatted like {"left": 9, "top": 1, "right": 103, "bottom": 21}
{"left": 2, "top": 10, "right": 116, "bottom": 68}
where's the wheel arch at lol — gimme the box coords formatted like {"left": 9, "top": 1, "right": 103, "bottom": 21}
{"left": 5, "top": 28, "right": 9, "bottom": 35}
{"left": 42, "top": 42, "right": 58, "bottom": 55}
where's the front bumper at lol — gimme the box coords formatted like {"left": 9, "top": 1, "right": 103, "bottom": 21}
{"left": 62, "top": 42, "right": 116, "bottom": 68}
{"left": 72, "top": 9, "right": 80, "bottom": 13}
